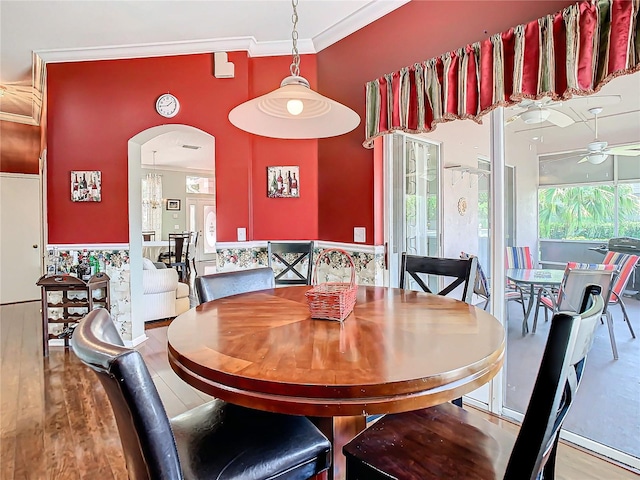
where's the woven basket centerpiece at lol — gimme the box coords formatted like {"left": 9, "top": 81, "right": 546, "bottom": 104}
{"left": 305, "top": 248, "right": 357, "bottom": 321}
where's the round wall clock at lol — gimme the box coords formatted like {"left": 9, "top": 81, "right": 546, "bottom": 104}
{"left": 457, "top": 197, "right": 468, "bottom": 216}
{"left": 155, "top": 93, "right": 180, "bottom": 118}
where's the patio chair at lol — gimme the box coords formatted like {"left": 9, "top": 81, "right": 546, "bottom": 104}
{"left": 267, "top": 241, "right": 314, "bottom": 286}
{"left": 343, "top": 287, "right": 605, "bottom": 480}
{"left": 71, "top": 308, "right": 331, "bottom": 480}
{"left": 601, "top": 252, "right": 639, "bottom": 358}
{"left": 460, "top": 252, "right": 490, "bottom": 310}
{"left": 505, "top": 246, "right": 535, "bottom": 317}
{"left": 533, "top": 262, "right": 614, "bottom": 335}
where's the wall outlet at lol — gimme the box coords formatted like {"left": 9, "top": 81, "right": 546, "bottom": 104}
{"left": 237, "top": 227, "right": 247, "bottom": 242}
{"left": 174, "top": 224, "right": 180, "bottom": 230}
{"left": 354, "top": 227, "right": 366, "bottom": 243}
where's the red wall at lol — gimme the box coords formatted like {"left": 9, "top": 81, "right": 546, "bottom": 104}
{"left": 0, "top": 121, "right": 41, "bottom": 174}
{"left": 249, "top": 55, "right": 318, "bottom": 240}
{"left": 46, "top": 52, "right": 319, "bottom": 244}
{"left": 316, "top": 0, "right": 578, "bottom": 244}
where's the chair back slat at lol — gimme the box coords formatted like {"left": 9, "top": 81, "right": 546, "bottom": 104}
{"left": 267, "top": 241, "right": 314, "bottom": 286}
{"left": 71, "top": 309, "right": 182, "bottom": 480}
{"left": 603, "top": 252, "right": 639, "bottom": 302}
{"left": 505, "top": 290, "right": 605, "bottom": 479}
{"left": 505, "top": 246, "right": 534, "bottom": 269}
{"left": 400, "top": 253, "right": 477, "bottom": 304}
{"left": 555, "top": 262, "right": 614, "bottom": 314}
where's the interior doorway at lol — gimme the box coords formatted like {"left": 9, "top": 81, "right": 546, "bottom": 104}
{"left": 128, "top": 125, "right": 215, "bottom": 343}
{"left": 0, "top": 173, "right": 42, "bottom": 303}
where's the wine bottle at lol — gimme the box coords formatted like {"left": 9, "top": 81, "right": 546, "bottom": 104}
{"left": 291, "top": 173, "right": 298, "bottom": 196}
{"left": 277, "top": 170, "right": 283, "bottom": 194}
{"left": 287, "top": 171, "right": 292, "bottom": 195}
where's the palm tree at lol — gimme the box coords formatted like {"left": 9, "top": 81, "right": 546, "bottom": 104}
{"left": 539, "top": 185, "right": 639, "bottom": 240}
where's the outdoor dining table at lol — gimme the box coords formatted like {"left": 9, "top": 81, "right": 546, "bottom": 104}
{"left": 506, "top": 268, "right": 565, "bottom": 335}
{"left": 167, "top": 285, "right": 505, "bottom": 480}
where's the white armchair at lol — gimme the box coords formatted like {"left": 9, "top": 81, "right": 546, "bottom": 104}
{"left": 142, "top": 258, "right": 190, "bottom": 322}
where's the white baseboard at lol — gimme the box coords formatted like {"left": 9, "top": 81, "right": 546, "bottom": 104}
{"left": 125, "top": 333, "right": 148, "bottom": 347}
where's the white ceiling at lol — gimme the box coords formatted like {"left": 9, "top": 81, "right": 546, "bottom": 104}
{"left": 0, "top": 0, "right": 407, "bottom": 123}
{"left": 505, "top": 71, "right": 640, "bottom": 155}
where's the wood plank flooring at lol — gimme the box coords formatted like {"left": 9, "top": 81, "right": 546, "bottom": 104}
{"left": 1, "top": 300, "right": 638, "bottom": 479}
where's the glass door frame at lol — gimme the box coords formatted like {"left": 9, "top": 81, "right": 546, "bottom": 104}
{"left": 383, "top": 133, "right": 442, "bottom": 289}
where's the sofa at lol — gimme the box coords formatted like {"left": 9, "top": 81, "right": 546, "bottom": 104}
{"left": 142, "top": 257, "right": 190, "bottom": 322}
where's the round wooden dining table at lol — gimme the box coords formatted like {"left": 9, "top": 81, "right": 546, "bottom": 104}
{"left": 168, "top": 285, "right": 505, "bottom": 480}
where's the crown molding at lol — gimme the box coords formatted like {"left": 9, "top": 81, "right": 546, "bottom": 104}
{"left": 312, "top": 0, "right": 409, "bottom": 51}
{"left": 0, "top": 111, "right": 39, "bottom": 126}
{"left": 35, "top": 37, "right": 317, "bottom": 66}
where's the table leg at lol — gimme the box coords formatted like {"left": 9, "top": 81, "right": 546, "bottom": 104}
{"left": 309, "top": 415, "right": 366, "bottom": 480}
{"left": 521, "top": 284, "right": 536, "bottom": 335}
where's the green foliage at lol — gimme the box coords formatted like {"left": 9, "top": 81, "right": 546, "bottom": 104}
{"left": 539, "top": 184, "right": 640, "bottom": 240}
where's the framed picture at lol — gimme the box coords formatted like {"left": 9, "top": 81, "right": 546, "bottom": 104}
{"left": 267, "top": 166, "right": 300, "bottom": 198}
{"left": 71, "top": 170, "right": 101, "bottom": 202}
{"left": 166, "top": 199, "right": 181, "bottom": 210}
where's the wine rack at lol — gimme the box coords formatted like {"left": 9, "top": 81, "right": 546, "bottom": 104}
{"left": 36, "top": 272, "right": 111, "bottom": 356}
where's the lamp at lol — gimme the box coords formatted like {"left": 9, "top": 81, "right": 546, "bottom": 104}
{"left": 520, "top": 107, "right": 551, "bottom": 124}
{"left": 586, "top": 153, "right": 608, "bottom": 164}
{"left": 228, "top": 0, "right": 360, "bottom": 139}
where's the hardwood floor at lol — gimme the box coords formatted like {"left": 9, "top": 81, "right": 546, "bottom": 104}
{"left": 1, "top": 300, "right": 638, "bottom": 479}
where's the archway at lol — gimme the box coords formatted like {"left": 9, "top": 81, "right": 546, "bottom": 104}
{"left": 128, "top": 125, "right": 214, "bottom": 343}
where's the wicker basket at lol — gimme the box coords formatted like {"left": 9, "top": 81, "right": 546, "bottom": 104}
{"left": 305, "top": 248, "right": 357, "bottom": 321}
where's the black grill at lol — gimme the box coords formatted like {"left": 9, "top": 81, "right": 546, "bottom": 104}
{"left": 608, "top": 237, "right": 640, "bottom": 254}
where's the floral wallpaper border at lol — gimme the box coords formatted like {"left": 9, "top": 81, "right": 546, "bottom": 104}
{"left": 216, "top": 243, "right": 385, "bottom": 286}
{"left": 45, "top": 248, "right": 131, "bottom": 339}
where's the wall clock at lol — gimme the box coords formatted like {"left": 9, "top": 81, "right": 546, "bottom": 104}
{"left": 155, "top": 93, "right": 180, "bottom": 118}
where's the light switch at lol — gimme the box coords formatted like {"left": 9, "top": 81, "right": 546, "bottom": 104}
{"left": 237, "top": 227, "right": 247, "bottom": 242}
{"left": 172, "top": 213, "right": 178, "bottom": 219}
{"left": 354, "top": 227, "right": 366, "bottom": 243}
{"left": 174, "top": 225, "right": 180, "bottom": 230}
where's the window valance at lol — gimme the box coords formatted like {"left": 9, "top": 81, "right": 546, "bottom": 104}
{"left": 363, "top": 0, "right": 639, "bottom": 148}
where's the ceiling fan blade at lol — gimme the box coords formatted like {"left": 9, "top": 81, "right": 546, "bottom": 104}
{"left": 545, "top": 109, "right": 575, "bottom": 127}
{"left": 609, "top": 149, "right": 640, "bottom": 157}
{"left": 606, "top": 143, "right": 640, "bottom": 152}
{"left": 577, "top": 156, "right": 590, "bottom": 164}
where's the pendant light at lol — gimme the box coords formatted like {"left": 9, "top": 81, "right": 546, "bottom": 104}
{"left": 228, "top": 0, "right": 360, "bottom": 139}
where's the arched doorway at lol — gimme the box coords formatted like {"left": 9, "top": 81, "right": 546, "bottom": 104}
{"left": 128, "top": 125, "right": 214, "bottom": 342}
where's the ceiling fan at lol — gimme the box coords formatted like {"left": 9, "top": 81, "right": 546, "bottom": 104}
{"left": 506, "top": 98, "right": 575, "bottom": 127}
{"left": 556, "top": 107, "right": 640, "bottom": 165}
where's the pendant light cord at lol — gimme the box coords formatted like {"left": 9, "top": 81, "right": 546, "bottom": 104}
{"left": 289, "top": 0, "right": 300, "bottom": 77}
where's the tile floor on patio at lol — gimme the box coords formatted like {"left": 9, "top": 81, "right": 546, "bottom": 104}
{"left": 505, "top": 293, "right": 640, "bottom": 459}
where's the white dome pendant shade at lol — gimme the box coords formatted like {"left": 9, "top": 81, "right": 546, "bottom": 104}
{"left": 228, "top": 0, "right": 360, "bottom": 139}
{"left": 229, "top": 75, "right": 360, "bottom": 139}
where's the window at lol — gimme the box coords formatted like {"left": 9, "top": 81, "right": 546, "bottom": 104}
{"left": 186, "top": 176, "right": 214, "bottom": 194}
{"left": 538, "top": 156, "right": 640, "bottom": 241}
{"left": 141, "top": 173, "right": 162, "bottom": 236}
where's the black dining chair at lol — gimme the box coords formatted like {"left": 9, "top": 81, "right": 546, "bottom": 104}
{"left": 158, "top": 232, "right": 191, "bottom": 281}
{"left": 343, "top": 287, "right": 605, "bottom": 480}
{"left": 400, "top": 253, "right": 478, "bottom": 304}
{"left": 195, "top": 267, "right": 276, "bottom": 304}
{"left": 267, "top": 241, "right": 314, "bottom": 286}
{"left": 71, "top": 308, "right": 331, "bottom": 480}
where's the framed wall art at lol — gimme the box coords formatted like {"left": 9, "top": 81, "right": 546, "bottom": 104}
{"left": 267, "top": 166, "right": 299, "bottom": 198}
{"left": 166, "top": 199, "right": 181, "bottom": 210}
{"left": 71, "top": 170, "right": 101, "bottom": 202}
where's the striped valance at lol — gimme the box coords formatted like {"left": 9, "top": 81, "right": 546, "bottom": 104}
{"left": 363, "top": 0, "right": 640, "bottom": 148}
